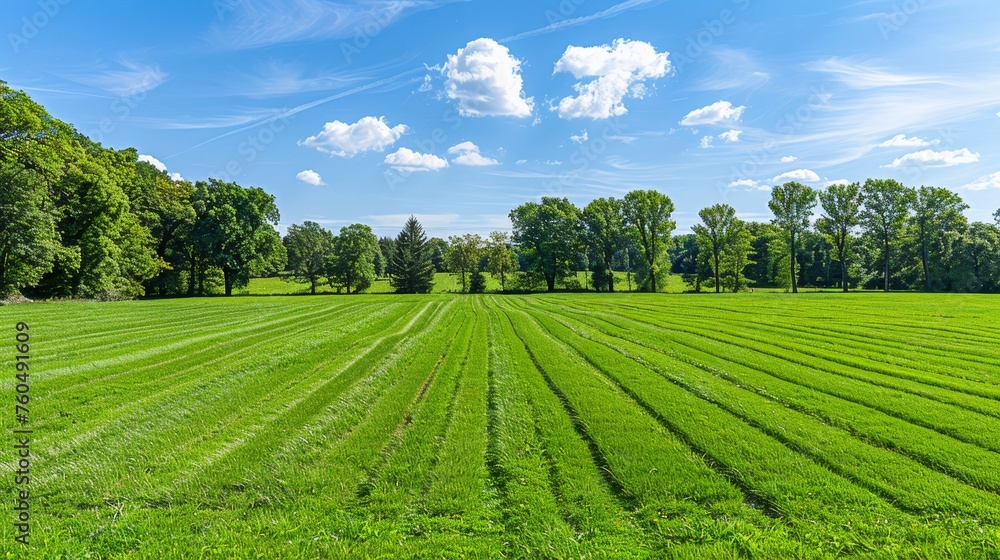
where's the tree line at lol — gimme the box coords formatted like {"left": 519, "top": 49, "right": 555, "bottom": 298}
{"left": 3, "top": 81, "right": 999, "bottom": 300}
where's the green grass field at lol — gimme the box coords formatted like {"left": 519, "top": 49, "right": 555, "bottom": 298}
{"left": 241, "top": 272, "right": 688, "bottom": 295}
{"left": 2, "top": 293, "right": 999, "bottom": 558}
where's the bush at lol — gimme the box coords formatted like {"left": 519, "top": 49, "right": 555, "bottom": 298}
{"left": 469, "top": 269, "right": 486, "bottom": 293}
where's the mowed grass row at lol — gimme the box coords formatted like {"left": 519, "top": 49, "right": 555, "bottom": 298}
{"left": 1, "top": 293, "right": 999, "bottom": 558}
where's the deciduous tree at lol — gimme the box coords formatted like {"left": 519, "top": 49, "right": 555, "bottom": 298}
{"left": 329, "top": 223, "right": 379, "bottom": 294}
{"left": 582, "top": 197, "right": 625, "bottom": 292}
{"left": 911, "top": 186, "right": 968, "bottom": 292}
{"left": 446, "top": 233, "right": 483, "bottom": 293}
{"left": 693, "top": 203, "right": 737, "bottom": 293}
{"left": 283, "top": 221, "right": 334, "bottom": 294}
{"left": 769, "top": 182, "right": 817, "bottom": 293}
{"left": 623, "top": 189, "right": 675, "bottom": 293}
{"left": 817, "top": 182, "right": 861, "bottom": 292}
{"left": 485, "top": 231, "right": 516, "bottom": 292}
{"left": 509, "top": 197, "right": 582, "bottom": 292}
{"left": 860, "top": 179, "right": 915, "bottom": 292}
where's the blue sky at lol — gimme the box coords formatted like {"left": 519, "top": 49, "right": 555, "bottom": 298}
{"left": 4, "top": 0, "right": 999, "bottom": 236}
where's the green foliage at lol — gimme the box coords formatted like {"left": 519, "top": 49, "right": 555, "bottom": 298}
{"left": 428, "top": 237, "right": 449, "bottom": 273}
{"left": 623, "top": 189, "right": 675, "bottom": 292}
{"left": 693, "top": 203, "right": 738, "bottom": 293}
{"left": 376, "top": 236, "right": 395, "bottom": 277}
{"left": 860, "top": 178, "right": 916, "bottom": 292}
{"left": 389, "top": 216, "right": 435, "bottom": 294}
{"left": 817, "top": 182, "right": 861, "bottom": 291}
{"left": 768, "top": 181, "right": 817, "bottom": 293}
{"left": 0, "top": 83, "right": 69, "bottom": 296}
{"left": 446, "top": 233, "right": 483, "bottom": 293}
{"left": 582, "top": 197, "right": 626, "bottom": 292}
{"left": 484, "top": 231, "right": 516, "bottom": 292}
{"left": 509, "top": 197, "right": 583, "bottom": 292}
{"left": 469, "top": 267, "right": 486, "bottom": 293}
{"left": 283, "top": 221, "right": 335, "bottom": 294}
{"left": 329, "top": 223, "right": 379, "bottom": 294}
{"left": 190, "top": 179, "right": 284, "bottom": 296}
{"left": 722, "top": 218, "right": 755, "bottom": 292}
{"left": 910, "top": 186, "right": 969, "bottom": 291}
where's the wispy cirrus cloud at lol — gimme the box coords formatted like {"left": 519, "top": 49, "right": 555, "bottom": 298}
{"left": 209, "top": 0, "right": 462, "bottom": 49}
{"left": 810, "top": 57, "right": 947, "bottom": 89}
{"left": 68, "top": 58, "right": 168, "bottom": 96}
{"left": 500, "top": 0, "right": 666, "bottom": 43}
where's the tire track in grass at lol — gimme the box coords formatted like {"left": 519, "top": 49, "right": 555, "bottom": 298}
{"left": 477, "top": 300, "right": 577, "bottom": 558}
{"left": 647, "top": 305, "right": 1000, "bottom": 385}
{"left": 501, "top": 298, "right": 777, "bottom": 519}
{"left": 19, "top": 299, "right": 303, "bottom": 382}
{"left": 637, "top": 296, "right": 1000, "bottom": 349}
{"left": 175, "top": 301, "right": 451, "bottom": 505}
{"left": 27, "top": 302, "right": 409, "bottom": 497}
{"left": 351, "top": 306, "right": 472, "bottom": 514}
{"left": 42, "top": 301, "right": 368, "bottom": 407}
{"left": 543, "top": 300, "right": 1000, "bottom": 496}
{"left": 133, "top": 302, "right": 420, "bottom": 500}
{"left": 533, "top": 302, "right": 1000, "bottom": 521}
{"left": 613, "top": 300, "right": 1000, "bottom": 406}
{"left": 36, "top": 303, "right": 254, "bottom": 355}
{"left": 420, "top": 298, "right": 492, "bottom": 520}
{"left": 19, "top": 300, "right": 381, "bottom": 457}
{"left": 494, "top": 297, "right": 651, "bottom": 538}
{"left": 513, "top": 300, "right": 921, "bottom": 531}
{"left": 252, "top": 303, "right": 465, "bottom": 526}
{"left": 20, "top": 298, "right": 340, "bottom": 390}
{"left": 495, "top": 299, "right": 754, "bottom": 520}
{"left": 577, "top": 300, "right": 1000, "bottom": 447}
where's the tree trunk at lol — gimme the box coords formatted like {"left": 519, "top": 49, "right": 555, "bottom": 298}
{"left": 187, "top": 259, "right": 196, "bottom": 296}
{"left": 310, "top": 281, "right": 316, "bottom": 295}
{"left": 546, "top": 272, "right": 555, "bottom": 292}
{"left": 224, "top": 270, "right": 234, "bottom": 297}
{"left": 884, "top": 241, "right": 890, "bottom": 292}
{"left": 714, "top": 249, "right": 720, "bottom": 294}
{"left": 840, "top": 246, "right": 848, "bottom": 292}
{"left": 790, "top": 232, "right": 798, "bottom": 294}
{"left": 921, "top": 229, "right": 931, "bottom": 292}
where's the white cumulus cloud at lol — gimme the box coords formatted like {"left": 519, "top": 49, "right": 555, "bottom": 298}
{"left": 300, "top": 116, "right": 407, "bottom": 157}
{"left": 448, "top": 142, "right": 499, "bottom": 166}
{"left": 822, "top": 179, "right": 852, "bottom": 188}
{"left": 877, "top": 134, "right": 939, "bottom": 148}
{"left": 963, "top": 171, "right": 1000, "bottom": 191}
{"left": 552, "top": 38, "right": 670, "bottom": 119}
{"left": 780, "top": 156, "right": 798, "bottom": 163}
{"left": 296, "top": 170, "right": 324, "bottom": 186}
{"left": 570, "top": 130, "right": 589, "bottom": 144}
{"left": 139, "top": 154, "right": 183, "bottom": 181}
{"left": 442, "top": 38, "right": 534, "bottom": 118}
{"left": 680, "top": 100, "right": 745, "bottom": 126}
{"left": 885, "top": 148, "right": 980, "bottom": 169}
{"left": 719, "top": 129, "right": 742, "bottom": 143}
{"left": 729, "top": 179, "right": 761, "bottom": 190}
{"left": 384, "top": 148, "right": 449, "bottom": 172}
{"left": 699, "top": 136, "right": 714, "bottom": 149}
{"left": 772, "top": 169, "right": 821, "bottom": 183}
{"left": 138, "top": 154, "right": 167, "bottom": 172}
